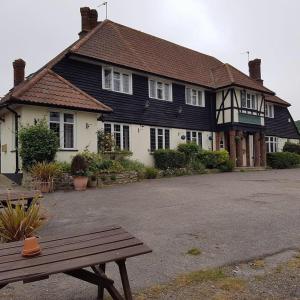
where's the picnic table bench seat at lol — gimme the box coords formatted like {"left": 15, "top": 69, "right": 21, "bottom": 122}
{"left": 0, "top": 225, "right": 152, "bottom": 300}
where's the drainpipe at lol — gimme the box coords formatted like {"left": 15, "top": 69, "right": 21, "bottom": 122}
{"left": 6, "top": 106, "right": 20, "bottom": 173}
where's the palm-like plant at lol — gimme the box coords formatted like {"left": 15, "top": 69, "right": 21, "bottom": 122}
{"left": 0, "top": 199, "right": 45, "bottom": 243}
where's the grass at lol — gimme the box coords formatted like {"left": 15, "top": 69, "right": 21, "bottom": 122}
{"left": 218, "top": 277, "right": 246, "bottom": 292}
{"left": 186, "top": 247, "right": 202, "bottom": 256}
{"left": 250, "top": 259, "right": 265, "bottom": 269}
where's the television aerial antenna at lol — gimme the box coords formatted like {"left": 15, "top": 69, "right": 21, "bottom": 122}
{"left": 241, "top": 51, "right": 250, "bottom": 62}
{"left": 98, "top": 2, "right": 108, "bottom": 19}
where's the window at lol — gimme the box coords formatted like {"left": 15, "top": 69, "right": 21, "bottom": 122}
{"left": 265, "top": 136, "right": 278, "bottom": 153}
{"left": 186, "top": 131, "right": 202, "bottom": 148}
{"left": 241, "top": 91, "right": 257, "bottom": 109}
{"left": 102, "top": 67, "right": 132, "bottom": 94}
{"left": 186, "top": 87, "right": 205, "bottom": 107}
{"left": 49, "top": 112, "right": 75, "bottom": 149}
{"left": 148, "top": 79, "right": 172, "bottom": 101}
{"left": 150, "top": 128, "right": 170, "bottom": 152}
{"left": 265, "top": 102, "right": 274, "bottom": 118}
{"left": 104, "top": 123, "right": 130, "bottom": 150}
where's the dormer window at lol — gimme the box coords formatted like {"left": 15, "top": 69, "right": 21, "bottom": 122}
{"left": 148, "top": 78, "right": 172, "bottom": 101}
{"left": 102, "top": 67, "right": 132, "bottom": 94}
{"left": 241, "top": 91, "right": 257, "bottom": 109}
{"left": 186, "top": 87, "right": 205, "bottom": 107}
{"left": 265, "top": 102, "right": 274, "bottom": 118}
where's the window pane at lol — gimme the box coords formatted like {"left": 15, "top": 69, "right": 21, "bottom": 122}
{"left": 50, "top": 123, "right": 60, "bottom": 141}
{"left": 247, "top": 94, "right": 251, "bottom": 108}
{"left": 64, "top": 124, "right": 74, "bottom": 148}
{"left": 198, "top": 91, "right": 203, "bottom": 106}
{"left": 123, "top": 126, "right": 130, "bottom": 150}
{"left": 157, "top": 82, "right": 163, "bottom": 99}
{"left": 104, "top": 69, "right": 112, "bottom": 89}
{"left": 149, "top": 80, "right": 156, "bottom": 98}
{"left": 241, "top": 91, "right": 246, "bottom": 108}
{"left": 186, "top": 88, "right": 191, "bottom": 104}
{"left": 251, "top": 95, "right": 256, "bottom": 109}
{"left": 114, "top": 124, "right": 121, "bottom": 150}
{"left": 198, "top": 132, "right": 202, "bottom": 148}
{"left": 150, "top": 128, "right": 156, "bottom": 152}
{"left": 50, "top": 112, "right": 60, "bottom": 122}
{"left": 104, "top": 123, "right": 111, "bottom": 134}
{"left": 186, "top": 131, "right": 191, "bottom": 142}
{"left": 113, "top": 72, "right": 121, "bottom": 92}
{"left": 164, "top": 84, "right": 170, "bottom": 101}
{"left": 165, "top": 129, "right": 170, "bottom": 149}
{"left": 192, "top": 90, "right": 197, "bottom": 105}
{"left": 122, "top": 74, "right": 130, "bottom": 93}
{"left": 64, "top": 113, "right": 74, "bottom": 123}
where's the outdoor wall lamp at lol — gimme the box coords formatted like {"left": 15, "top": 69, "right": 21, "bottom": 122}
{"left": 86, "top": 123, "right": 92, "bottom": 129}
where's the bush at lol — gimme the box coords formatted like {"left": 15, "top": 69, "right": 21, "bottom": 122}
{"left": 19, "top": 120, "right": 59, "bottom": 170}
{"left": 197, "top": 150, "right": 229, "bottom": 169}
{"left": 177, "top": 143, "right": 201, "bottom": 164}
{"left": 153, "top": 149, "right": 186, "bottom": 170}
{"left": 190, "top": 160, "right": 206, "bottom": 173}
{"left": 144, "top": 167, "right": 159, "bottom": 179}
{"left": 267, "top": 152, "right": 300, "bottom": 169}
{"left": 55, "top": 161, "right": 71, "bottom": 173}
{"left": 0, "top": 199, "right": 45, "bottom": 242}
{"left": 283, "top": 142, "right": 300, "bottom": 155}
{"left": 97, "top": 129, "right": 115, "bottom": 153}
{"left": 71, "top": 155, "right": 89, "bottom": 176}
{"left": 30, "top": 162, "right": 60, "bottom": 182}
{"left": 120, "top": 159, "right": 146, "bottom": 178}
{"left": 80, "top": 150, "right": 102, "bottom": 176}
{"left": 219, "top": 159, "right": 235, "bottom": 172}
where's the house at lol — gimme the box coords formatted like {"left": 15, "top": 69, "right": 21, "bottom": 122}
{"left": 1, "top": 6, "right": 299, "bottom": 175}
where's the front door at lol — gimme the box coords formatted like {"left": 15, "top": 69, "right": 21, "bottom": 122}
{"left": 249, "top": 134, "right": 254, "bottom": 167}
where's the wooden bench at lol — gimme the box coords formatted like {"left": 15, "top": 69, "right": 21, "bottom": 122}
{"left": 0, "top": 190, "right": 42, "bottom": 210}
{"left": 0, "top": 225, "right": 152, "bottom": 300}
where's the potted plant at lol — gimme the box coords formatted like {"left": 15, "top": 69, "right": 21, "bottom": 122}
{"left": 30, "top": 162, "right": 59, "bottom": 193}
{"left": 71, "top": 154, "right": 89, "bottom": 191}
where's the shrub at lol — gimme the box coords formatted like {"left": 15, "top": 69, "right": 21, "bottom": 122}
{"left": 144, "top": 167, "right": 159, "bottom": 179}
{"left": 197, "top": 150, "right": 229, "bottom": 169}
{"left": 55, "top": 161, "right": 71, "bottom": 173}
{"left": 97, "top": 129, "right": 115, "bottom": 153}
{"left": 219, "top": 159, "right": 235, "bottom": 172}
{"left": 0, "top": 199, "right": 45, "bottom": 242}
{"left": 153, "top": 149, "right": 186, "bottom": 170}
{"left": 108, "top": 160, "right": 124, "bottom": 173}
{"left": 19, "top": 120, "right": 59, "bottom": 170}
{"left": 80, "top": 150, "right": 102, "bottom": 176}
{"left": 71, "top": 155, "right": 89, "bottom": 176}
{"left": 120, "top": 159, "right": 146, "bottom": 178}
{"left": 190, "top": 160, "right": 206, "bottom": 173}
{"left": 98, "top": 159, "right": 113, "bottom": 170}
{"left": 283, "top": 142, "right": 300, "bottom": 155}
{"left": 177, "top": 143, "right": 201, "bottom": 164}
{"left": 30, "top": 162, "right": 60, "bottom": 182}
{"left": 267, "top": 152, "right": 300, "bottom": 169}
{"left": 103, "top": 150, "right": 133, "bottom": 161}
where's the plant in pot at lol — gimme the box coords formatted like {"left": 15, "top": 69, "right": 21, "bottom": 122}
{"left": 71, "top": 154, "right": 89, "bottom": 191}
{"left": 30, "top": 162, "right": 60, "bottom": 193}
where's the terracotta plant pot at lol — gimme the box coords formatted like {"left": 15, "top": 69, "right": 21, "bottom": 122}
{"left": 73, "top": 176, "right": 88, "bottom": 191}
{"left": 34, "top": 180, "right": 54, "bottom": 193}
{"left": 22, "top": 237, "right": 41, "bottom": 257}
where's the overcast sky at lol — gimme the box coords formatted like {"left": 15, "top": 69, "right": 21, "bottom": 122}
{"left": 1, "top": 0, "right": 299, "bottom": 119}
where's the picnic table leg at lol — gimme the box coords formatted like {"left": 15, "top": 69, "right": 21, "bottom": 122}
{"left": 116, "top": 260, "right": 133, "bottom": 300}
{"left": 97, "top": 264, "right": 106, "bottom": 300}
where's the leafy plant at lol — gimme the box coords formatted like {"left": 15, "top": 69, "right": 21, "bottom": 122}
{"left": 30, "top": 162, "right": 60, "bottom": 182}
{"left": 218, "top": 159, "right": 235, "bottom": 172}
{"left": 0, "top": 199, "right": 45, "bottom": 242}
{"left": 55, "top": 161, "right": 71, "bottom": 173}
{"left": 97, "top": 129, "right": 115, "bottom": 153}
{"left": 177, "top": 143, "right": 201, "bottom": 165}
{"left": 190, "top": 160, "right": 206, "bottom": 173}
{"left": 283, "top": 142, "right": 300, "bottom": 155}
{"left": 71, "top": 154, "right": 89, "bottom": 176}
{"left": 153, "top": 149, "right": 186, "bottom": 170}
{"left": 19, "top": 120, "right": 59, "bottom": 170}
{"left": 267, "top": 152, "right": 300, "bottom": 169}
{"left": 144, "top": 167, "right": 159, "bottom": 179}
{"left": 197, "top": 150, "right": 229, "bottom": 169}
{"left": 80, "top": 150, "right": 102, "bottom": 176}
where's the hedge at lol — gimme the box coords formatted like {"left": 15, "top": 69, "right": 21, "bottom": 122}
{"left": 267, "top": 152, "right": 300, "bottom": 169}
{"left": 153, "top": 149, "right": 185, "bottom": 170}
{"left": 177, "top": 143, "right": 201, "bottom": 164}
{"left": 197, "top": 150, "right": 229, "bottom": 169}
{"left": 283, "top": 142, "right": 300, "bottom": 155}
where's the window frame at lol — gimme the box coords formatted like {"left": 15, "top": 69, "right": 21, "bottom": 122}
{"left": 265, "top": 102, "right": 274, "bottom": 118}
{"left": 241, "top": 91, "right": 258, "bottom": 110}
{"left": 102, "top": 66, "right": 133, "bottom": 95}
{"left": 265, "top": 136, "right": 278, "bottom": 153}
{"left": 103, "top": 122, "right": 131, "bottom": 151}
{"left": 185, "top": 86, "right": 205, "bottom": 107}
{"left": 49, "top": 111, "right": 76, "bottom": 150}
{"left": 150, "top": 127, "right": 170, "bottom": 152}
{"left": 148, "top": 77, "right": 173, "bottom": 102}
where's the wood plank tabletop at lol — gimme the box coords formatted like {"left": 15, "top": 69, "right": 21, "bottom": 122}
{"left": 0, "top": 225, "right": 152, "bottom": 286}
{"left": 0, "top": 190, "right": 42, "bottom": 202}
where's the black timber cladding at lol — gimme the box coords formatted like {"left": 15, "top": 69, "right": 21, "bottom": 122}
{"left": 52, "top": 57, "right": 216, "bottom": 131}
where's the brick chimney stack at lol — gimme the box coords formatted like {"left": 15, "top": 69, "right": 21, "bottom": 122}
{"left": 248, "top": 58, "right": 263, "bottom": 85}
{"left": 79, "top": 7, "right": 99, "bottom": 38}
{"left": 13, "top": 59, "right": 26, "bottom": 87}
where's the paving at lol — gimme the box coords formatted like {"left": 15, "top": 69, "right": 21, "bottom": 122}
{"left": 1, "top": 169, "right": 300, "bottom": 299}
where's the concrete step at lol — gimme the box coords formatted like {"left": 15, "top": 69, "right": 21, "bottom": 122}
{"left": 234, "top": 167, "right": 267, "bottom": 172}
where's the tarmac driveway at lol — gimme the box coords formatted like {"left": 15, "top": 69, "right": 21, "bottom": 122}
{"left": 1, "top": 169, "right": 300, "bottom": 299}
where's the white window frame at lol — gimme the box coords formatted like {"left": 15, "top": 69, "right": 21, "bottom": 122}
{"left": 103, "top": 122, "right": 130, "bottom": 151}
{"left": 265, "top": 102, "right": 274, "bottom": 118}
{"left": 241, "top": 91, "right": 258, "bottom": 110}
{"left": 102, "top": 66, "right": 133, "bottom": 95}
{"left": 186, "top": 130, "right": 203, "bottom": 147}
{"left": 150, "top": 127, "right": 170, "bottom": 151}
{"left": 265, "top": 136, "right": 278, "bottom": 153}
{"left": 185, "top": 86, "right": 205, "bottom": 107}
{"left": 49, "top": 111, "right": 76, "bottom": 150}
{"left": 148, "top": 77, "right": 172, "bottom": 102}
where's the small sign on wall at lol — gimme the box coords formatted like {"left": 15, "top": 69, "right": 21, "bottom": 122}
{"left": 1, "top": 144, "right": 7, "bottom": 153}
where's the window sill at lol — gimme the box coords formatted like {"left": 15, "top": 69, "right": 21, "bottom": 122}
{"left": 102, "top": 87, "right": 132, "bottom": 95}
{"left": 186, "top": 103, "right": 205, "bottom": 108}
{"left": 58, "top": 149, "right": 79, "bottom": 152}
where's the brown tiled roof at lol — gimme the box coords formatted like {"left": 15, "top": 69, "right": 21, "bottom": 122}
{"left": 70, "top": 20, "right": 274, "bottom": 94}
{"left": 1, "top": 69, "right": 112, "bottom": 112}
{"left": 265, "top": 94, "right": 290, "bottom": 107}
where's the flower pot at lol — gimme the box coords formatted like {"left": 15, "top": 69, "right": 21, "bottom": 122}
{"left": 22, "top": 237, "right": 41, "bottom": 257}
{"left": 73, "top": 176, "right": 88, "bottom": 191}
{"left": 34, "top": 180, "right": 54, "bottom": 193}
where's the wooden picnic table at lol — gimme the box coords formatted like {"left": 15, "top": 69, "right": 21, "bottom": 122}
{"left": 0, "top": 190, "right": 42, "bottom": 210}
{"left": 0, "top": 225, "right": 152, "bottom": 300}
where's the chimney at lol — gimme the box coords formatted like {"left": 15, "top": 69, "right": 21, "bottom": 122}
{"left": 13, "top": 59, "right": 26, "bottom": 87}
{"left": 79, "top": 7, "right": 91, "bottom": 38}
{"left": 89, "top": 9, "right": 98, "bottom": 30}
{"left": 248, "top": 58, "right": 263, "bottom": 85}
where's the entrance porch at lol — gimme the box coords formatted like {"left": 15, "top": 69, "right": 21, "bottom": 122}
{"left": 216, "top": 130, "right": 266, "bottom": 168}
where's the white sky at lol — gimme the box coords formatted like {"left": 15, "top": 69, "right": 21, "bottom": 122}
{"left": 1, "top": 0, "right": 299, "bottom": 119}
